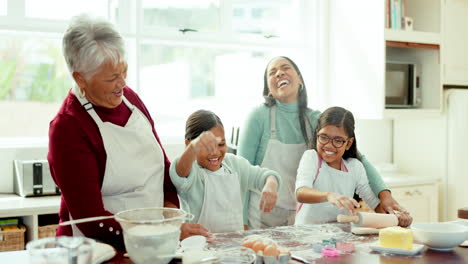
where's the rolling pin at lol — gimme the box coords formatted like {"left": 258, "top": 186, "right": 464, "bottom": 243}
{"left": 337, "top": 212, "right": 398, "bottom": 228}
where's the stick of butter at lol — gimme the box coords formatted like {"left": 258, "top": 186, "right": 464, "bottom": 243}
{"left": 379, "top": 226, "right": 413, "bottom": 250}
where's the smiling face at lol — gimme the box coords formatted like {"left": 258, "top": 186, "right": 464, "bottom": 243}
{"left": 75, "top": 61, "right": 127, "bottom": 108}
{"left": 196, "top": 125, "right": 227, "bottom": 172}
{"left": 266, "top": 57, "right": 303, "bottom": 103}
{"left": 316, "top": 125, "right": 354, "bottom": 170}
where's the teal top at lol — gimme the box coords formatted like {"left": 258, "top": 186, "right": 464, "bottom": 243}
{"left": 237, "top": 100, "right": 388, "bottom": 197}
{"left": 169, "top": 153, "right": 282, "bottom": 223}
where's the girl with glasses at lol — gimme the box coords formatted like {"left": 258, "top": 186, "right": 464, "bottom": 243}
{"left": 238, "top": 56, "right": 412, "bottom": 229}
{"left": 295, "top": 107, "right": 412, "bottom": 226}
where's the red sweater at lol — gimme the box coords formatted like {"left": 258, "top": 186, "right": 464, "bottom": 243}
{"left": 47, "top": 87, "right": 179, "bottom": 250}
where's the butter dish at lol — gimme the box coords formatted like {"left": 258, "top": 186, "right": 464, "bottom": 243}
{"left": 370, "top": 242, "right": 424, "bottom": 256}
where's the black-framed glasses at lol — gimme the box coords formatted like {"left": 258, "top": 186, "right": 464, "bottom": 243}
{"left": 317, "top": 134, "right": 348, "bottom": 148}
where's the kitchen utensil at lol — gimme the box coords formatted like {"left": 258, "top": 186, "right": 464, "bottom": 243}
{"left": 182, "top": 250, "right": 219, "bottom": 264}
{"left": 26, "top": 236, "right": 94, "bottom": 264}
{"left": 351, "top": 226, "right": 380, "bottom": 235}
{"left": 337, "top": 212, "right": 398, "bottom": 228}
{"left": 369, "top": 242, "right": 424, "bottom": 256}
{"left": 59, "top": 216, "right": 115, "bottom": 226}
{"left": 61, "top": 207, "right": 192, "bottom": 264}
{"left": 411, "top": 222, "right": 468, "bottom": 251}
{"left": 116, "top": 207, "right": 191, "bottom": 264}
{"left": 291, "top": 254, "right": 311, "bottom": 264}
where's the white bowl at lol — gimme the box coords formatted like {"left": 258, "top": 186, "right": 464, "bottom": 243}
{"left": 411, "top": 222, "right": 468, "bottom": 251}
{"left": 180, "top": 235, "right": 207, "bottom": 252}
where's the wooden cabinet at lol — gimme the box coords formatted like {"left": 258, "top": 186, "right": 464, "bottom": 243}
{"left": 389, "top": 183, "right": 439, "bottom": 223}
{"left": 443, "top": 0, "right": 468, "bottom": 86}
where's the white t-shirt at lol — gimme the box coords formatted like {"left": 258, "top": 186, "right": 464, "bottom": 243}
{"left": 295, "top": 150, "right": 380, "bottom": 225}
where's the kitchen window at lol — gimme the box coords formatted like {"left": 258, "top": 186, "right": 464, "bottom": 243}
{"left": 0, "top": 0, "right": 318, "bottom": 140}
{"left": 0, "top": 0, "right": 6, "bottom": 16}
{"left": 24, "top": 0, "right": 108, "bottom": 20}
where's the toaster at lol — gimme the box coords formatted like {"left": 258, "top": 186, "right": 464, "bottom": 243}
{"left": 13, "top": 160, "right": 61, "bottom": 197}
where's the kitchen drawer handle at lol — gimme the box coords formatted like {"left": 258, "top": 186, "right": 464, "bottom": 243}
{"left": 404, "top": 191, "right": 413, "bottom": 196}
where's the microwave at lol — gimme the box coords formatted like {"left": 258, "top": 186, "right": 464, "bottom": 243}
{"left": 385, "top": 62, "right": 421, "bottom": 108}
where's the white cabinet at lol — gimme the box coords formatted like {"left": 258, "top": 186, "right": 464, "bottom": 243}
{"left": 443, "top": 0, "right": 468, "bottom": 86}
{"left": 384, "top": 0, "right": 443, "bottom": 115}
{"left": 0, "top": 195, "right": 60, "bottom": 244}
{"left": 390, "top": 184, "right": 439, "bottom": 223}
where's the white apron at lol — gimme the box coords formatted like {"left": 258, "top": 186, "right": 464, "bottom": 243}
{"left": 197, "top": 165, "right": 244, "bottom": 233}
{"left": 248, "top": 105, "right": 312, "bottom": 229}
{"left": 295, "top": 158, "right": 350, "bottom": 225}
{"left": 71, "top": 94, "right": 165, "bottom": 236}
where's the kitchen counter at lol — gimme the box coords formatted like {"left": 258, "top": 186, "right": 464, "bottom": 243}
{"left": 1, "top": 223, "right": 467, "bottom": 263}
{"left": 0, "top": 194, "right": 60, "bottom": 218}
{"left": 382, "top": 173, "right": 441, "bottom": 188}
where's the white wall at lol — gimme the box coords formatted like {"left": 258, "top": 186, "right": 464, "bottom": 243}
{"left": 355, "top": 118, "right": 393, "bottom": 165}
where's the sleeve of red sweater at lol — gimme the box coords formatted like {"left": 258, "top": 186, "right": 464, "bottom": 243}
{"left": 48, "top": 112, "right": 126, "bottom": 249}
{"left": 125, "top": 89, "right": 180, "bottom": 208}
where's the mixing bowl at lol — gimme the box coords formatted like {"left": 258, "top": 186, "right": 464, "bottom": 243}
{"left": 115, "top": 207, "right": 191, "bottom": 264}
{"left": 411, "top": 222, "right": 468, "bottom": 251}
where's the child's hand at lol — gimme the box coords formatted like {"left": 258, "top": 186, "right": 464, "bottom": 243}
{"left": 395, "top": 210, "right": 413, "bottom": 227}
{"left": 259, "top": 176, "right": 278, "bottom": 213}
{"left": 326, "top": 192, "right": 360, "bottom": 215}
{"left": 190, "top": 131, "right": 221, "bottom": 155}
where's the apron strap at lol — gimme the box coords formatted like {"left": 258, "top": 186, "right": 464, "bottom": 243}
{"left": 269, "top": 105, "right": 277, "bottom": 139}
{"left": 270, "top": 105, "right": 313, "bottom": 147}
{"left": 296, "top": 156, "right": 348, "bottom": 213}
{"left": 74, "top": 91, "right": 134, "bottom": 125}
{"left": 296, "top": 156, "right": 322, "bottom": 213}
{"left": 304, "top": 116, "right": 313, "bottom": 149}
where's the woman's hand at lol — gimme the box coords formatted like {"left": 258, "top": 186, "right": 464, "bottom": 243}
{"left": 327, "top": 192, "right": 360, "bottom": 215}
{"left": 377, "top": 190, "right": 412, "bottom": 227}
{"left": 259, "top": 176, "right": 278, "bottom": 213}
{"left": 180, "top": 223, "right": 212, "bottom": 241}
{"left": 190, "top": 131, "right": 221, "bottom": 155}
{"left": 379, "top": 190, "right": 408, "bottom": 214}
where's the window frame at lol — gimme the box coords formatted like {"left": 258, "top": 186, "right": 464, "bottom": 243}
{"left": 0, "top": 0, "right": 321, "bottom": 140}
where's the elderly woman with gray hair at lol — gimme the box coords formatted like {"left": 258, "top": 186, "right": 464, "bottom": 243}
{"left": 47, "top": 14, "right": 209, "bottom": 249}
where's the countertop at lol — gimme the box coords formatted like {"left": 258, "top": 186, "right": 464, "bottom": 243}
{"left": 0, "top": 194, "right": 60, "bottom": 217}
{"left": 2, "top": 223, "right": 466, "bottom": 264}
{"left": 381, "top": 173, "right": 441, "bottom": 187}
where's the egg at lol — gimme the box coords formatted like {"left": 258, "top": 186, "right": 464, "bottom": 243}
{"left": 242, "top": 239, "right": 256, "bottom": 249}
{"left": 252, "top": 240, "right": 266, "bottom": 253}
{"left": 264, "top": 244, "right": 279, "bottom": 257}
{"left": 278, "top": 247, "right": 290, "bottom": 255}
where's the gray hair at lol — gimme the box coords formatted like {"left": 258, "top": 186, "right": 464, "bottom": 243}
{"left": 63, "top": 14, "right": 126, "bottom": 85}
